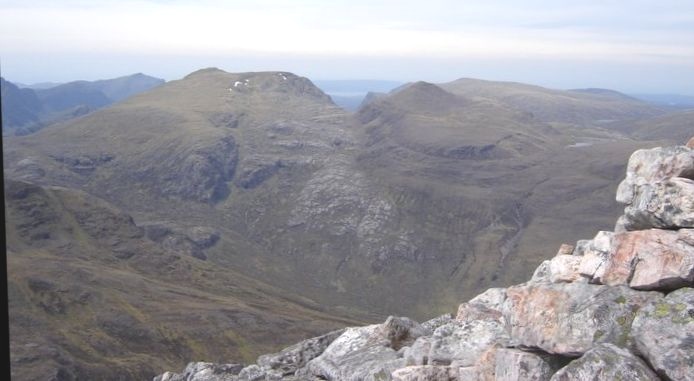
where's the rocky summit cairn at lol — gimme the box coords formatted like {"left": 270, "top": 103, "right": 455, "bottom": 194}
{"left": 155, "top": 139, "right": 694, "bottom": 381}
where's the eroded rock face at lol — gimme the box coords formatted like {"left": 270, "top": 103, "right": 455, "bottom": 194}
{"left": 503, "top": 282, "right": 662, "bottom": 356}
{"left": 631, "top": 287, "right": 694, "bottom": 381}
{"left": 549, "top": 344, "right": 659, "bottom": 381}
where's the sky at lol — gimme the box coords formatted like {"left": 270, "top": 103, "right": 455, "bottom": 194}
{"left": 1, "top": 0, "right": 693, "bottom": 94}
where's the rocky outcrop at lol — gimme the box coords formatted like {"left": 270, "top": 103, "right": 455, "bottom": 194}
{"left": 503, "top": 282, "right": 660, "bottom": 356}
{"left": 615, "top": 145, "right": 694, "bottom": 231}
{"left": 155, "top": 138, "right": 694, "bottom": 381}
{"left": 549, "top": 344, "right": 659, "bottom": 381}
{"left": 631, "top": 287, "right": 694, "bottom": 381}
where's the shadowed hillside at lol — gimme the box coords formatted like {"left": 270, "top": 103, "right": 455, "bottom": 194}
{"left": 6, "top": 179, "right": 367, "bottom": 380}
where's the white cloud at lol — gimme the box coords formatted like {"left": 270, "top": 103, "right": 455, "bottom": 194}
{"left": 1, "top": 0, "right": 692, "bottom": 63}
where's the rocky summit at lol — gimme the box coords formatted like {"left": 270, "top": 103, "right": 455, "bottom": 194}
{"left": 156, "top": 138, "right": 694, "bottom": 381}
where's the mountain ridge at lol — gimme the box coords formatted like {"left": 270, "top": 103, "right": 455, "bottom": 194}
{"left": 1, "top": 73, "right": 165, "bottom": 135}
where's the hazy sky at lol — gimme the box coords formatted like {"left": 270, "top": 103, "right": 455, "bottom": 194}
{"left": 1, "top": 0, "right": 694, "bottom": 94}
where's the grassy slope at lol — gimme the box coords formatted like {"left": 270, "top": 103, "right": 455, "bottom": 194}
{"left": 6, "top": 180, "right": 368, "bottom": 380}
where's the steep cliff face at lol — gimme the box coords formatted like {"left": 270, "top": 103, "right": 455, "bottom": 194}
{"left": 156, "top": 138, "right": 694, "bottom": 381}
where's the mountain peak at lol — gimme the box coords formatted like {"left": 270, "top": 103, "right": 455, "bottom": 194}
{"left": 183, "top": 67, "right": 228, "bottom": 79}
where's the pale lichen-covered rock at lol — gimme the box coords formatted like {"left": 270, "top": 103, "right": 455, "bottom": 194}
{"left": 555, "top": 244, "right": 574, "bottom": 256}
{"left": 548, "top": 255, "right": 583, "bottom": 283}
{"left": 494, "top": 348, "right": 556, "bottom": 381}
{"left": 571, "top": 240, "right": 591, "bottom": 256}
{"left": 549, "top": 344, "right": 659, "bottom": 381}
{"left": 503, "top": 282, "right": 662, "bottom": 356}
{"left": 153, "top": 362, "right": 243, "bottom": 381}
{"left": 300, "top": 316, "right": 424, "bottom": 380}
{"left": 237, "top": 364, "right": 266, "bottom": 381}
{"left": 530, "top": 260, "right": 552, "bottom": 283}
{"left": 455, "top": 288, "right": 506, "bottom": 322}
{"left": 620, "top": 177, "right": 694, "bottom": 231}
{"left": 616, "top": 145, "right": 694, "bottom": 205}
{"left": 578, "top": 229, "right": 694, "bottom": 290}
{"left": 615, "top": 145, "right": 694, "bottom": 231}
{"left": 256, "top": 329, "right": 345, "bottom": 376}
{"left": 390, "top": 365, "right": 457, "bottom": 381}
{"left": 421, "top": 314, "right": 453, "bottom": 332}
{"left": 401, "top": 288, "right": 508, "bottom": 368}
{"left": 577, "top": 231, "right": 614, "bottom": 281}
{"left": 426, "top": 316, "right": 509, "bottom": 367}
{"left": 631, "top": 288, "right": 694, "bottom": 381}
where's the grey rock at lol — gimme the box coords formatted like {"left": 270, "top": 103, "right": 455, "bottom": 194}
{"left": 530, "top": 260, "right": 552, "bottom": 283}
{"left": 257, "top": 329, "right": 345, "bottom": 375}
{"left": 426, "top": 317, "right": 509, "bottom": 367}
{"left": 620, "top": 178, "right": 694, "bottom": 231}
{"left": 421, "top": 314, "right": 453, "bottom": 332}
{"left": 494, "top": 349, "right": 556, "bottom": 381}
{"left": 238, "top": 365, "right": 266, "bottom": 381}
{"left": 549, "top": 344, "right": 659, "bottom": 381}
{"left": 616, "top": 145, "right": 694, "bottom": 205}
{"left": 571, "top": 240, "right": 591, "bottom": 256}
{"left": 390, "top": 365, "right": 457, "bottom": 381}
{"left": 631, "top": 287, "right": 694, "bottom": 381}
{"left": 301, "top": 317, "right": 425, "bottom": 381}
{"left": 548, "top": 255, "right": 583, "bottom": 283}
{"left": 154, "top": 362, "right": 244, "bottom": 381}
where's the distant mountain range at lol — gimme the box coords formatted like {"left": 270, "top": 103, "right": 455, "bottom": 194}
{"left": 1, "top": 73, "right": 165, "bottom": 135}
{"left": 313, "top": 79, "right": 694, "bottom": 112}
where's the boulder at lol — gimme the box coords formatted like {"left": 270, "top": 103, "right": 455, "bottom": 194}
{"left": 631, "top": 287, "right": 694, "bottom": 381}
{"left": 257, "top": 329, "right": 345, "bottom": 376}
{"left": 503, "top": 282, "right": 662, "bottom": 356}
{"left": 578, "top": 229, "right": 694, "bottom": 291}
{"left": 401, "top": 288, "right": 509, "bottom": 368}
{"left": 153, "top": 362, "right": 243, "bottom": 381}
{"left": 494, "top": 349, "right": 556, "bottom": 381}
{"left": 548, "top": 255, "right": 583, "bottom": 283}
{"left": 421, "top": 314, "right": 453, "bottom": 332}
{"left": 619, "top": 178, "right": 694, "bottom": 231}
{"left": 237, "top": 364, "right": 266, "bottom": 381}
{"left": 455, "top": 288, "right": 506, "bottom": 322}
{"left": 616, "top": 145, "right": 694, "bottom": 205}
{"left": 555, "top": 244, "right": 574, "bottom": 256}
{"left": 530, "top": 260, "right": 552, "bottom": 283}
{"left": 687, "top": 136, "right": 694, "bottom": 148}
{"left": 390, "top": 365, "right": 457, "bottom": 381}
{"left": 549, "top": 344, "right": 659, "bottom": 381}
{"left": 301, "top": 317, "right": 424, "bottom": 380}
{"left": 426, "top": 317, "right": 509, "bottom": 367}
{"left": 577, "top": 231, "right": 614, "bottom": 282}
